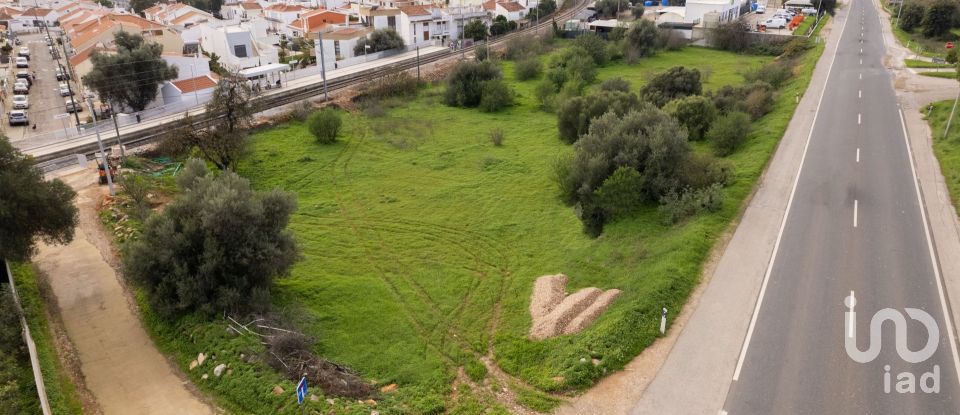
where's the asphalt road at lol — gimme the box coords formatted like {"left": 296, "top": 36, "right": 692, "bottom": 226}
{"left": 722, "top": 0, "right": 960, "bottom": 413}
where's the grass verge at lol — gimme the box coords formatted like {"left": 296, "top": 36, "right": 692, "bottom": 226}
{"left": 919, "top": 71, "right": 957, "bottom": 79}
{"left": 927, "top": 100, "right": 960, "bottom": 208}
{"left": 905, "top": 58, "right": 955, "bottom": 69}
{"left": 9, "top": 262, "right": 85, "bottom": 414}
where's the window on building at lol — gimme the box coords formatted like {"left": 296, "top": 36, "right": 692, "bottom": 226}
{"left": 423, "top": 30, "right": 428, "bottom": 41}
{"left": 234, "top": 44, "right": 248, "bottom": 57}
{"left": 387, "top": 16, "right": 396, "bottom": 28}
{"left": 334, "top": 40, "right": 340, "bottom": 56}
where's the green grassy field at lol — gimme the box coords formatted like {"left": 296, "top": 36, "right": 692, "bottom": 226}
{"left": 927, "top": 100, "right": 960, "bottom": 208}
{"left": 223, "top": 28, "right": 826, "bottom": 411}
{"left": 8, "top": 263, "right": 85, "bottom": 414}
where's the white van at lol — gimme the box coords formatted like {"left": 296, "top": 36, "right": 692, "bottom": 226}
{"left": 764, "top": 17, "right": 787, "bottom": 29}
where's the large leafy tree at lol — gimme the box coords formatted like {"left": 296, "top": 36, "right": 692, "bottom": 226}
{"left": 353, "top": 28, "right": 405, "bottom": 55}
{"left": 84, "top": 32, "right": 178, "bottom": 112}
{"left": 165, "top": 78, "right": 255, "bottom": 170}
{"left": 921, "top": 0, "right": 956, "bottom": 39}
{"left": 899, "top": 3, "right": 925, "bottom": 32}
{"left": 624, "top": 19, "right": 663, "bottom": 59}
{"left": 131, "top": 0, "right": 157, "bottom": 14}
{"left": 0, "top": 136, "right": 78, "bottom": 262}
{"left": 464, "top": 19, "right": 488, "bottom": 41}
{"left": 639, "top": 66, "right": 702, "bottom": 107}
{"left": 123, "top": 159, "right": 300, "bottom": 318}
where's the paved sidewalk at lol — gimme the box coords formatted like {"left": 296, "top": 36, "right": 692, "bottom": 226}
{"left": 34, "top": 170, "right": 213, "bottom": 415}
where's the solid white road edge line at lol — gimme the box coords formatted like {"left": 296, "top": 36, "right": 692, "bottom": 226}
{"left": 730, "top": 0, "right": 852, "bottom": 382}
{"left": 898, "top": 108, "right": 960, "bottom": 386}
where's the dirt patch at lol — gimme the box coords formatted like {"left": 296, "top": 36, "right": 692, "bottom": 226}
{"left": 528, "top": 275, "right": 621, "bottom": 340}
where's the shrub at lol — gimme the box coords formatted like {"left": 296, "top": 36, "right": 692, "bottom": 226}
{"left": 593, "top": 166, "right": 646, "bottom": 216}
{"left": 680, "top": 153, "right": 733, "bottom": 189}
{"left": 948, "top": 48, "right": 958, "bottom": 65}
{"left": 600, "top": 77, "right": 631, "bottom": 93}
{"left": 639, "top": 66, "right": 702, "bottom": 107}
{"left": 353, "top": 28, "right": 404, "bottom": 54}
{"left": 557, "top": 90, "right": 640, "bottom": 143}
{"left": 289, "top": 100, "right": 314, "bottom": 121}
{"left": 464, "top": 19, "right": 488, "bottom": 41}
{"left": 663, "top": 95, "right": 717, "bottom": 141}
{"left": 710, "top": 19, "right": 751, "bottom": 52}
{"left": 921, "top": 0, "right": 955, "bottom": 39}
{"left": 444, "top": 60, "right": 502, "bottom": 107}
{"left": 545, "top": 46, "right": 596, "bottom": 91}
{"left": 631, "top": 4, "right": 645, "bottom": 18}
{"left": 354, "top": 71, "right": 421, "bottom": 102}
{"left": 559, "top": 106, "right": 691, "bottom": 235}
{"left": 515, "top": 57, "right": 543, "bottom": 81}
{"left": 490, "top": 128, "right": 505, "bottom": 146}
{"left": 119, "top": 171, "right": 153, "bottom": 219}
{"left": 709, "top": 81, "right": 773, "bottom": 116}
{"left": 708, "top": 111, "right": 752, "bottom": 156}
{"left": 899, "top": 3, "right": 925, "bottom": 32}
{"left": 123, "top": 159, "right": 300, "bottom": 318}
{"left": 308, "top": 109, "right": 343, "bottom": 144}
{"left": 662, "top": 29, "right": 688, "bottom": 50}
{"left": 479, "top": 79, "right": 514, "bottom": 112}
{"left": 744, "top": 62, "right": 792, "bottom": 89}
{"left": 744, "top": 86, "right": 774, "bottom": 119}
{"left": 658, "top": 183, "right": 725, "bottom": 224}
{"left": 572, "top": 32, "right": 608, "bottom": 65}
{"left": 782, "top": 37, "right": 811, "bottom": 59}
{"left": 505, "top": 36, "right": 543, "bottom": 60}
{"left": 535, "top": 80, "right": 555, "bottom": 110}
{"left": 624, "top": 19, "right": 664, "bottom": 59}
{"left": 475, "top": 44, "right": 489, "bottom": 61}
{"left": 748, "top": 40, "right": 787, "bottom": 56}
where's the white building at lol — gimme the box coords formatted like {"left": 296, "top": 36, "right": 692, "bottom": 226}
{"left": 160, "top": 73, "right": 219, "bottom": 105}
{"left": 316, "top": 25, "right": 370, "bottom": 61}
{"left": 684, "top": 0, "right": 746, "bottom": 24}
{"left": 199, "top": 23, "right": 279, "bottom": 71}
{"left": 397, "top": 4, "right": 487, "bottom": 47}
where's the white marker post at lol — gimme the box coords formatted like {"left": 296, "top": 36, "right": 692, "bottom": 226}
{"left": 660, "top": 308, "right": 668, "bottom": 334}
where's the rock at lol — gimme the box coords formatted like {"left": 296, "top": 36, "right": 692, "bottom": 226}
{"left": 371, "top": 411, "right": 380, "bottom": 415}
{"left": 309, "top": 394, "right": 319, "bottom": 402}
{"left": 326, "top": 399, "right": 335, "bottom": 405}
{"left": 239, "top": 353, "right": 246, "bottom": 361}
{"left": 579, "top": 357, "right": 587, "bottom": 363}
{"left": 272, "top": 385, "right": 284, "bottom": 396}
{"left": 201, "top": 374, "right": 208, "bottom": 380}
{"left": 591, "top": 358, "right": 601, "bottom": 366}
{"left": 189, "top": 360, "right": 198, "bottom": 371}
{"left": 227, "top": 369, "right": 232, "bottom": 376}
{"left": 197, "top": 353, "right": 206, "bottom": 366}
{"left": 380, "top": 383, "right": 397, "bottom": 393}
{"left": 214, "top": 364, "right": 226, "bottom": 377}
{"left": 365, "top": 399, "right": 377, "bottom": 406}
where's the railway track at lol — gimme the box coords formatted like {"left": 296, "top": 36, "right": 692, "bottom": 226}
{"left": 33, "top": 0, "right": 589, "bottom": 171}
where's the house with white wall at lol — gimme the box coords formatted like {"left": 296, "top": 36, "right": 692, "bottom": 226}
{"left": 161, "top": 73, "right": 219, "bottom": 105}
{"left": 358, "top": 5, "right": 400, "bottom": 30}
{"left": 316, "top": 25, "right": 369, "bottom": 61}
{"left": 199, "top": 23, "right": 279, "bottom": 71}
{"left": 285, "top": 8, "right": 349, "bottom": 38}
{"left": 684, "top": 0, "right": 747, "bottom": 24}
{"left": 263, "top": 3, "right": 307, "bottom": 32}
{"left": 20, "top": 7, "right": 59, "bottom": 26}
{"left": 396, "top": 5, "right": 432, "bottom": 46}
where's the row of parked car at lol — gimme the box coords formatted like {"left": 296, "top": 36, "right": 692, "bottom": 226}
{"left": 759, "top": 7, "right": 817, "bottom": 29}
{"left": 8, "top": 40, "right": 81, "bottom": 127}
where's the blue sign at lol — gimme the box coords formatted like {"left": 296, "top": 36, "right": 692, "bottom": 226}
{"left": 296, "top": 377, "right": 308, "bottom": 405}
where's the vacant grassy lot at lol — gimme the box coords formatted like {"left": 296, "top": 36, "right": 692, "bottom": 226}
{"left": 209, "top": 29, "right": 831, "bottom": 411}
{"left": 928, "top": 100, "right": 960, "bottom": 207}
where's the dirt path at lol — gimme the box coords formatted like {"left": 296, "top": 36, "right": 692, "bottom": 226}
{"left": 34, "top": 168, "right": 214, "bottom": 415}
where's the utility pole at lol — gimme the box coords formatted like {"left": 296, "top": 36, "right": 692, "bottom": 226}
{"left": 460, "top": 0, "right": 465, "bottom": 59}
{"left": 945, "top": 88, "right": 960, "bottom": 139}
{"left": 88, "top": 97, "right": 115, "bottom": 196}
{"left": 896, "top": 0, "right": 904, "bottom": 25}
{"left": 416, "top": 45, "right": 420, "bottom": 80}
{"left": 316, "top": 34, "right": 328, "bottom": 101}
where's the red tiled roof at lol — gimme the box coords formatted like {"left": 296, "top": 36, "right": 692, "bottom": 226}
{"left": 499, "top": 1, "right": 525, "bottom": 12}
{"left": 172, "top": 74, "right": 218, "bottom": 93}
{"left": 399, "top": 5, "right": 430, "bottom": 16}
{"left": 21, "top": 7, "right": 53, "bottom": 17}
{"left": 266, "top": 4, "right": 306, "bottom": 12}
{"left": 240, "top": 2, "right": 262, "bottom": 10}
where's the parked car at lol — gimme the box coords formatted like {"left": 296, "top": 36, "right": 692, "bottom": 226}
{"left": 56, "top": 67, "right": 70, "bottom": 81}
{"left": 17, "top": 46, "right": 29, "bottom": 58}
{"left": 12, "top": 95, "right": 28, "bottom": 109}
{"left": 15, "top": 57, "right": 28, "bottom": 68}
{"left": 16, "top": 70, "right": 32, "bottom": 85}
{"left": 764, "top": 17, "right": 787, "bottom": 29}
{"left": 755, "top": 4, "right": 766, "bottom": 13}
{"left": 801, "top": 7, "right": 817, "bottom": 15}
{"left": 8, "top": 110, "right": 28, "bottom": 126}
{"left": 65, "top": 98, "right": 82, "bottom": 113}
{"left": 13, "top": 82, "right": 29, "bottom": 94}
{"left": 59, "top": 83, "right": 73, "bottom": 96}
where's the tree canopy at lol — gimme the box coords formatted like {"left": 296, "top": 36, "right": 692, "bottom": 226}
{"left": 84, "top": 32, "right": 178, "bottom": 112}
{"left": 165, "top": 78, "right": 255, "bottom": 170}
{"left": 921, "top": 0, "right": 956, "bottom": 39}
{"left": 464, "top": 19, "right": 488, "bottom": 41}
{"left": 354, "top": 28, "right": 405, "bottom": 55}
{"left": 123, "top": 159, "right": 300, "bottom": 318}
{"left": 0, "top": 136, "right": 78, "bottom": 261}
{"left": 639, "top": 66, "right": 702, "bottom": 107}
